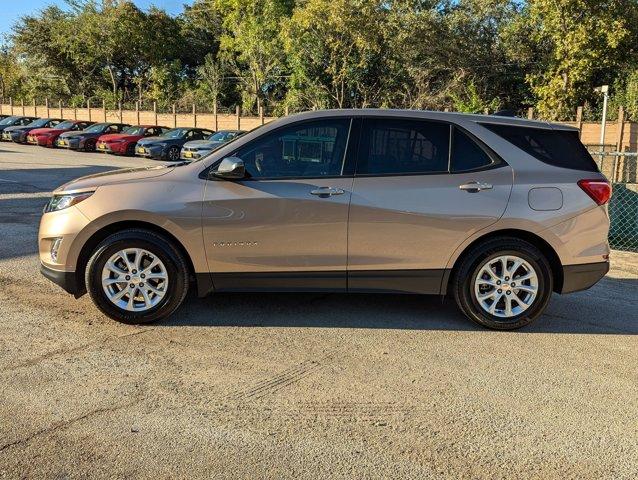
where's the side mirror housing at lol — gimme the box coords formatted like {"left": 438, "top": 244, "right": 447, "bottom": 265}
{"left": 213, "top": 157, "right": 246, "bottom": 179}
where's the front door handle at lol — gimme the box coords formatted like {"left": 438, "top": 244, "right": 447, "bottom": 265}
{"left": 310, "top": 187, "right": 345, "bottom": 198}
{"left": 459, "top": 181, "right": 493, "bottom": 193}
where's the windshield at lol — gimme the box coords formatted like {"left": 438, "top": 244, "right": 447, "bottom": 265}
{"left": 55, "top": 121, "right": 75, "bottom": 130}
{"left": 83, "top": 123, "right": 109, "bottom": 133}
{"left": 0, "top": 116, "right": 19, "bottom": 125}
{"left": 207, "top": 131, "right": 234, "bottom": 142}
{"left": 122, "top": 126, "right": 144, "bottom": 135}
{"left": 161, "top": 128, "right": 189, "bottom": 139}
{"left": 27, "top": 118, "right": 52, "bottom": 127}
{"left": 190, "top": 128, "right": 255, "bottom": 163}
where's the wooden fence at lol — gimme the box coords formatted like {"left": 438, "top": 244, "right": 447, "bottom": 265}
{"left": 1, "top": 100, "right": 637, "bottom": 151}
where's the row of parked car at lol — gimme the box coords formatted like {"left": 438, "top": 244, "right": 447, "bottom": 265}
{"left": 0, "top": 114, "right": 245, "bottom": 161}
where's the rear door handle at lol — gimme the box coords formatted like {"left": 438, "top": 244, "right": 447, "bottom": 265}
{"left": 459, "top": 181, "right": 493, "bottom": 193}
{"left": 310, "top": 187, "right": 345, "bottom": 197}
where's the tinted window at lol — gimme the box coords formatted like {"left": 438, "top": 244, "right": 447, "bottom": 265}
{"left": 234, "top": 118, "right": 351, "bottom": 179}
{"left": 357, "top": 119, "right": 449, "bottom": 175}
{"left": 451, "top": 128, "right": 495, "bottom": 171}
{"left": 481, "top": 123, "right": 598, "bottom": 172}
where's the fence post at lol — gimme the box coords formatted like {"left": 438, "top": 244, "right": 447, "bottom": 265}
{"left": 153, "top": 101, "right": 158, "bottom": 126}
{"left": 102, "top": 99, "right": 107, "bottom": 122}
{"left": 21, "top": 99, "right": 25, "bottom": 115}
{"left": 172, "top": 104, "right": 177, "bottom": 128}
{"left": 236, "top": 106, "right": 241, "bottom": 130}
{"left": 9, "top": 97, "right": 13, "bottom": 115}
{"left": 444, "top": 107, "right": 450, "bottom": 112}
{"left": 259, "top": 106, "right": 264, "bottom": 125}
{"left": 74, "top": 105, "right": 77, "bottom": 120}
{"left": 59, "top": 100, "right": 63, "bottom": 118}
{"left": 192, "top": 103, "right": 197, "bottom": 128}
{"left": 285, "top": 105, "right": 289, "bottom": 117}
{"left": 87, "top": 99, "right": 91, "bottom": 122}
{"left": 117, "top": 101, "right": 121, "bottom": 122}
{"left": 615, "top": 106, "right": 625, "bottom": 182}
{"left": 213, "top": 102, "right": 218, "bottom": 131}
{"left": 136, "top": 101, "right": 140, "bottom": 126}
{"left": 527, "top": 107, "right": 534, "bottom": 119}
{"left": 33, "top": 98, "right": 36, "bottom": 117}
{"left": 483, "top": 107, "right": 489, "bottom": 115}
{"left": 575, "top": 106, "right": 583, "bottom": 138}
{"left": 45, "top": 98, "right": 50, "bottom": 118}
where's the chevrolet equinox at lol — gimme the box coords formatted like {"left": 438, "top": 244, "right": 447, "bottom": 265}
{"left": 39, "top": 110, "right": 611, "bottom": 330}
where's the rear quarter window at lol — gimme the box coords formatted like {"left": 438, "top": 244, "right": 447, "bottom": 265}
{"left": 481, "top": 123, "right": 599, "bottom": 172}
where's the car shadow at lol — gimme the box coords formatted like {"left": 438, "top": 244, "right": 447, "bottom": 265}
{"left": 162, "top": 276, "right": 638, "bottom": 334}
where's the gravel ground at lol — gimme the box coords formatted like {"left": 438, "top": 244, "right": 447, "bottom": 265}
{"left": 0, "top": 142, "right": 637, "bottom": 479}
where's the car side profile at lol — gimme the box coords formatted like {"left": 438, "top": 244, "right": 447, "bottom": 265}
{"left": 38, "top": 109, "right": 611, "bottom": 330}
{"left": 0, "top": 115, "right": 39, "bottom": 133}
{"left": 180, "top": 130, "right": 246, "bottom": 160}
{"left": 57, "top": 122, "right": 130, "bottom": 151}
{"left": 2, "top": 118, "right": 64, "bottom": 143}
{"left": 96, "top": 125, "right": 169, "bottom": 156}
{"left": 27, "top": 120, "right": 94, "bottom": 147}
{"left": 135, "top": 127, "right": 214, "bottom": 161}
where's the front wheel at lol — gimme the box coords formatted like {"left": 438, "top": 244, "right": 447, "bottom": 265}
{"left": 85, "top": 229, "right": 189, "bottom": 324}
{"left": 452, "top": 237, "right": 553, "bottom": 330}
{"left": 166, "top": 146, "right": 180, "bottom": 161}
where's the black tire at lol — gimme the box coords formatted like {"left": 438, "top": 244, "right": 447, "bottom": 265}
{"left": 452, "top": 237, "right": 553, "bottom": 330}
{"left": 84, "top": 139, "right": 97, "bottom": 152}
{"left": 85, "top": 229, "right": 189, "bottom": 324}
{"left": 125, "top": 143, "right": 136, "bottom": 156}
{"left": 164, "top": 145, "right": 179, "bottom": 161}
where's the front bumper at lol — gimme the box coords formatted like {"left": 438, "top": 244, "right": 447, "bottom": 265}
{"left": 561, "top": 261, "right": 609, "bottom": 294}
{"left": 27, "top": 135, "right": 47, "bottom": 146}
{"left": 136, "top": 145, "right": 165, "bottom": 159}
{"left": 56, "top": 138, "right": 81, "bottom": 149}
{"left": 180, "top": 150, "right": 209, "bottom": 160}
{"left": 40, "top": 263, "right": 81, "bottom": 296}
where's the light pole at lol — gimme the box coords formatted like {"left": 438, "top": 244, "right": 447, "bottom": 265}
{"left": 595, "top": 85, "right": 609, "bottom": 148}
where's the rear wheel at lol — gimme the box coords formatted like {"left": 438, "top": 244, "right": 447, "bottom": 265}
{"left": 125, "top": 143, "right": 136, "bottom": 156}
{"left": 452, "top": 237, "right": 553, "bottom": 330}
{"left": 85, "top": 229, "right": 189, "bottom": 324}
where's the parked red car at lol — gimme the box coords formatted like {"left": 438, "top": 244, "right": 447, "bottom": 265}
{"left": 96, "top": 125, "right": 169, "bottom": 156}
{"left": 26, "top": 120, "right": 94, "bottom": 147}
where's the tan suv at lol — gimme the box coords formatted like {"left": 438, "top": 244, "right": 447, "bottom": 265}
{"left": 39, "top": 110, "right": 611, "bottom": 329}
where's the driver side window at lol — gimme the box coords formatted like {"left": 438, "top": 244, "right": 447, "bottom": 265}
{"left": 233, "top": 118, "right": 351, "bottom": 179}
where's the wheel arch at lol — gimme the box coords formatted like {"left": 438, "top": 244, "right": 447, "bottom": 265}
{"left": 444, "top": 228, "right": 563, "bottom": 295}
{"left": 74, "top": 220, "right": 198, "bottom": 297}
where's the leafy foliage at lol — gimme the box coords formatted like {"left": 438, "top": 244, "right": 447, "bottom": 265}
{"left": 2, "top": 0, "right": 638, "bottom": 119}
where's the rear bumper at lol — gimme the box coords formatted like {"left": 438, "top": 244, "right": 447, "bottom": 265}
{"left": 40, "top": 263, "right": 82, "bottom": 297}
{"left": 561, "top": 261, "right": 609, "bottom": 294}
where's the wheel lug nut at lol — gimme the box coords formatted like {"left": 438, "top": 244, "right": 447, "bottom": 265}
{"left": 125, "top": 275, "right": 130, "bottom": 280}
{"left": 506, "top": 291, "right": 511, "bottom": 295}
{"left": 497, "top": 289, "right": 502, "bottom": 293}
{"left": 139, "top": 282, "right": 144, "bottom": 287}
{"left": 511, "top": 282, "right": 515, "bottom": 287}
{"left": 496, "top": 280, "right": 501, "bottom": 285}
{"left": 129, "top": 283, "right": 135, "bottom": 288}
{"left": 141, "top": 274, "right": 145, "bottom": 279}
{"left": 505, "top": 276, "right": 509, "bottom": 281}
{"left": 132, "top": 270, "right": 137, "bottom": 274}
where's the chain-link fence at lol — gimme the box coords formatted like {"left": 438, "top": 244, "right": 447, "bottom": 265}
{"left": 587, "top": 146, "right": 638, "bottom": 252}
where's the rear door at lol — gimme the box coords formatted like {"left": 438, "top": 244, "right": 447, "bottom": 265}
{"left": 347, "top": 117, "right": 513, "bottom": 293}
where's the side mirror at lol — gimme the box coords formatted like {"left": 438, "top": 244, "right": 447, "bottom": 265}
{"left": 213, "top": 157, "right": 246, "bottom": 179}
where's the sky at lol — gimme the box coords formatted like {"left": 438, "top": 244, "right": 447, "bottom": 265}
{"left": 0, "top": 0, "right": 189, "bottom": 39}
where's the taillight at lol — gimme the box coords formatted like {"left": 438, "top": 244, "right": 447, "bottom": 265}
{"left": 578, "top": 179, "right": 611, "bottom": 205}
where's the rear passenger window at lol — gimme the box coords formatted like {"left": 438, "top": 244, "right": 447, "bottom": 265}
{"left": 481, "top": 123, "right": 599, "bottom": 172}
{"left": 451, "top": 128, "right": 495, "bottom": 172}
{"left": 357, "top": 119, "right": 449, "bottom": 175}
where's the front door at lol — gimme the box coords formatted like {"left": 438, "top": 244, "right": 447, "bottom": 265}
{"left": 347, "top": 117, "right": 513, "bottom": 293}
{"left": 202, "top": 117, "right": 354, "bottom": 291}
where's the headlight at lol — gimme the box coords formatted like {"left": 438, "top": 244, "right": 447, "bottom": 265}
{"left": 44, "top": 191, "right": 94, "bottom": 213}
